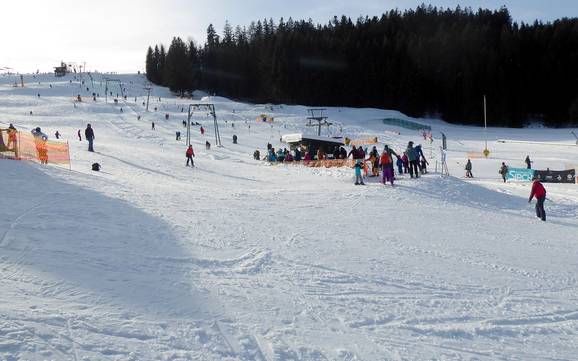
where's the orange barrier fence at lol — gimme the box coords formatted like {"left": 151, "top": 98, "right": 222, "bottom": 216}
{"left": 466, "top": 152, "right": 486, "bottom": 159}
{"left": 0, "top": 127, "right": 70, "bottom": 166}
{"left": 271, "top": 159, "right": 355, "bottom": 168}
{"left": 350, "top": 137, "right": 379, "bottom": 146}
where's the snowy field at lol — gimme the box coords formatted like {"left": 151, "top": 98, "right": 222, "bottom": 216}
{"left": 1, "top": 73, "right": 577, "bottom": 360}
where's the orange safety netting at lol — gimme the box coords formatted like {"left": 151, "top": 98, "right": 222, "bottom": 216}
{"left": 0, "top": 127, "right": 70, "bottom": 166}
{"left": 271, "top": 159, "right": 355, "bottom": 168}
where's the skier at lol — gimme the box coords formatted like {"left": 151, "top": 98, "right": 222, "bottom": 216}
{"left": 176, "top": 131, "right": 181, "bottom": 141}
{"left": 465, "top": 159, "right": 473, "bottom": 178}
{"left": 499, "top": 162, "right": 509, "bottom": 182}
{"left": 6, "top": 124, "right": 17, "bottom": 150}
{"left": 233, "top": 134, "right": 238, "bottom": 144}
{"left": 528, "top": 176, "right": 547, "bottom": 221}
{"left": 85, "top": 124, "right": 95, "bottom": 152}
{"left": 200, "top": 126, "right": 205, "bottom": 135}
{"left": 253, "top": 150, "right": 260, "bottom": 160}
{"left": 186, "top": 145, "right": 195, "bottom": 167}
{"left": 420, "top": 156, "right": 429, "bottom": 174}
{"left": 55, "top": 130, "right": 60, "bottom": 139}
{"left": 380, "top": 151, "right": 394, "bottom": 186}
{"left": 31, "top": 127, "right": 48, "bottom": 164}
{"left": 152, "top": 122, "right": 155, "bottom": 130}
{"left": 402, "top": 152, "right": 409, "bottom": 174}
{"left": 354, "top": 161, "right": 365, "bottom": 185}
{"left": 406, "top": 142, "right": 419, "bottom": 178}
{"left": 77, "top": 129, "right": 82, "bottom": 141}
{"left": 205, "top": 141, "right": 211, "bottom": 150}
{"left": 525, "top": 155, "right": 532, "bottom": 169}
{"left": 396, "top": 155, "right": 403, "bottom": 175}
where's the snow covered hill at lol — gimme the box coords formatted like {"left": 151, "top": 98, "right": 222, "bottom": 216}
{"left": 1, "top": 72, "right": 578, "bottom": 360}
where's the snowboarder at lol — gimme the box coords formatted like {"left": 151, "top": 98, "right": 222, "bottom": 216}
{"left": 529, "top": 177, "right": 546, "bottom": 221}
{"left": 499, "top": 162, "right": 509, "bottom": 182}
{"left": 186, "top": 145, "right": 195, "bottom": 167}
{"left": 354, "top": 161, "right": 365, "bottom": 185}
{"left": 525, "top": 155, "right": 532, "bottom": 169}
{"left": 92, "top": 163, "right": 101, "bottom": 171}
{"left": 253, "top": 150, "right": 260, "bottom": 160}
{"left": 233, "top": 134, "right": 238, "bottom": 144}
{"left": 85, "top": 124, "right": 95, "bottom": 152}
{"left": 465, "top": 159, "right": 473, "bottom": 178}
{"left": 152, "top": 122, "right": 155, "bottom": 130}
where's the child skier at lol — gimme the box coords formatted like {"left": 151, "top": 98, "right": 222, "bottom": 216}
{"left": 402, "top": 152, "right": 409, "bottom": 174}
{"left": 354, "top": 161, "right": 365, "bottom": 185}
{"left": 396, "top": 155, "right": 403, "bottom": 175}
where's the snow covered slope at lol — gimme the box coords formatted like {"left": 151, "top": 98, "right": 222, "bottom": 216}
{"left": 1, "top": 73, "right": 578, "bottom": 360}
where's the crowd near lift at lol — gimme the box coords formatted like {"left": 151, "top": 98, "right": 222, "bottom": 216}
{"left": 281, "top": 133, "right": 344, "bottom": 156}
{"left": 187, "top": 104, "right": 221, "bottom": 147}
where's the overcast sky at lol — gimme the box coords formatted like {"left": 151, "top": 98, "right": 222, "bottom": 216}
{"left": 1, "top": 0, "right": 577, "bottom": 73}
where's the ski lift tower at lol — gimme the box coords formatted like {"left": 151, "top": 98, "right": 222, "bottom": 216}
{"left": 187, "top": 104, "right": 221, "bottom": 147}
{"left": 104, "top": 78, "right": 124, "bottom": 103}
{"left": 143, "top": 84, "right": 153, "bottom": 111}
{"left": 306, "top": 108, "right": 332, "bottom": 136}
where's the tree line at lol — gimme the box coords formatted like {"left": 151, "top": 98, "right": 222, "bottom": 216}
{"left": 145, "top": 5, "right": 578, "bottom": 127}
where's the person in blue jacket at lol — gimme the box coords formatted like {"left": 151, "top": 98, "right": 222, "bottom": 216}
{"left": 354, "top": 161, "right": 365, "bottom": 185}
{"left": 294, "top": 148, "right": 302, "bottom": 161}
{"left": 396, "top": 155, "right": 403, "bottom": 175}
{"left": 268, "top": 148, "right": 277, "bottom": 162}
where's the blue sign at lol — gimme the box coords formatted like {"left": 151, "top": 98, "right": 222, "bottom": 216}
{"left": 507, "top": 167, "right": 536, "bottom": 182}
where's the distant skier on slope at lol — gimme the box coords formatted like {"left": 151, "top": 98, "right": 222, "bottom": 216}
{"left": 525, "top": 155, "right": 533, "bottom": 169}
{"left": 85, "top": 124, "right": 95, "bottom": 152}
{"left": 499, "top": 162, "right": 509, "bottom": 182}
{"left": 465, "top": 159, "right": 473, "bottom": 178}
{"left": 186, "top": 145, "right": 195, "bottom": 167}
{"left": 528, "top": 176, "right": 547, "bottom": 221}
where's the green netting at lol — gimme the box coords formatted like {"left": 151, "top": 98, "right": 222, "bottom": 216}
{"left": 383, "top": 118, "right": 431, "bottom": 131}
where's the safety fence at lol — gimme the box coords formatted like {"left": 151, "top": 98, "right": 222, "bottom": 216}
{"left": 383, "top": 118, "right": 431, "bottom": 131}
{"left": 270, "top": 159, "right": 355, "bottom": 168}
{"left": 0, "top": 127, "right": 70, "bottom": 166}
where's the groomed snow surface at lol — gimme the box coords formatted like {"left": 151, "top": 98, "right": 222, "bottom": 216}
{"left": 1, "top": 73, "right": 577, "bottom": 361}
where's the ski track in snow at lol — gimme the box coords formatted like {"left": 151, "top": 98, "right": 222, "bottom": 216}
{"left": 1, "top": 73, "right": 578, "bottom": 360}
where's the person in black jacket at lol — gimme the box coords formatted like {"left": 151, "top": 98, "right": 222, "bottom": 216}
{"left": 85, "top": 124, "right": 95, "bottom": 152}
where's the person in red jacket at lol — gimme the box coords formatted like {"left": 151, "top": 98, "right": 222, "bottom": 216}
{"left": 528, "top": 177, "right": 546, "bottom": 221}
{"left": 186, "top": 145, "right": 195, "bottom": 167}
